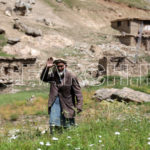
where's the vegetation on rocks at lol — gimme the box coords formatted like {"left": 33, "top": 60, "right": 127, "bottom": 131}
{"left": 0, "top": 34, "right": 12, "bottom": 57}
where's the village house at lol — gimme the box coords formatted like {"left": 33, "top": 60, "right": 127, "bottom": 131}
{"left": 0, "top": 57, "right": 37, "bottom": 92}
{"left": 111, "top": 18, "right": 150, "bottom": 51}
{"left": 98, "top": 56, "right": 148, "bottom": 77}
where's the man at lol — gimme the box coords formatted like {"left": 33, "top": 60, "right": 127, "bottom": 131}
{"left": 40, "top": 57, "right": 83, "bottom": 134}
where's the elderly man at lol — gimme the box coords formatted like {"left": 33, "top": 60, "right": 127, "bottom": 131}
{"left": 40, "top": 57, "right": 83, "bottom": 134}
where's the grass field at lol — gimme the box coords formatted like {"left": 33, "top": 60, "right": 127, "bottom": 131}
{"left": 0, "top": 77, "right": 150, "bottom": 150}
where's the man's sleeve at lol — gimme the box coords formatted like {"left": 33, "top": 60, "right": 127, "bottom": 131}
{"left": 40, "top": 67, "right": 54, "bottom": 82}
{"left": 72, "top": 76, "right": 83, "bottom": 112}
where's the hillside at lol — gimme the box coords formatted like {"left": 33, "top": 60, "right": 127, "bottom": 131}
{"left": 0, "top": 0, "right": 150, "bottom": 59}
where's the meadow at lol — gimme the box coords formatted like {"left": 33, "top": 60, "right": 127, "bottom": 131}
{"left": 0, "top": 77, "right": 150, "bottom": 150}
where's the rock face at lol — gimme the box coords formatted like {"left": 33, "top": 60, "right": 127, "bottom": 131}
{"left": 7, "top": 38, "right": 20, "bottom": 45}
{"left": 94, "top": 87, "right": 150, "bottom": 103}
{"left": 0, "top": 0, "right": 7, "bottom": 4}
{"left": 93, "top": 88, "right": 119, "bottom": 101}
{"left": 3, "top": 45, "right": 40, "bottom": 57}
{"left": 14, "top": 0, "right": 33, "bottom": 16}
{"left": 111, "top": 87, "right": 150, "bottom": 103}
{"left": 14, "top": 20, "right": 42, "bottom": 37}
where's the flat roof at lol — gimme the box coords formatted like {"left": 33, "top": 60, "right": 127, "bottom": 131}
{"left": 111, "top": 18, "right": 150, "bottom": 23}
{"left": 0, "top": 57, "right": 36, "bottom": 63}
{"left": 115, "top": 34, "right": 150, "bottom": 38}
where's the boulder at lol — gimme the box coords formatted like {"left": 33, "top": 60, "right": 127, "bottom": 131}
{"left": 93, "top": 88, "right": 119, "bottom": 101}
{"left": 7, "top": 38, "right": 20, "bottom": 45}
{"left": 94, "top": 87, "right": 150, "bottom": 103}
{"left": 30, "top": 48, "right": 40, "bottom": 57}
{"left": 36, "top": 18, "right": 54, "bottom": 26}
{"left": 28, "top": 0, "right": 36, "bottom": 4}
{"left": 5, "top": 7, "right": 13, "bottom": 17}
{"left": 0, "top": 0, "right": 6, "bottom": 4}
{"left": 56, "top": 0, "right": 63, "bottom": 3}
{"left": 14, "top": 20, "right": 42, "bottom": 37}
{"left": 0, "top": 29, "right": 5, "bottom": 34}
{"left": 14, "top": 0, "right": 32, "bottom": 16}
{"left": 25, "top": 27, "right": 42, "bottom": 37}
{"left": 111, "top": 87, "right": 150, "bottom": 103}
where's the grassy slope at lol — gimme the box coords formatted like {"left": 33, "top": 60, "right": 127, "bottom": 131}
{"left": 43, "top": 0, "right": 150, "bottom": 10}
{"left": 113, "top": 0, "right": 150, "bottom": 10}
{"left": 0, "top": 34, "right": 13, "bottom": 57}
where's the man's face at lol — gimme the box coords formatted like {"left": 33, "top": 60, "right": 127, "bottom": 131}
{"left": 56, "top": 63, "right": 65, "bottom": 72}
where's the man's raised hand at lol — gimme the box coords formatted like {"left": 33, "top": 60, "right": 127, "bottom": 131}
{"left": 46, "top": 57, "right": 54, "bottom": 68}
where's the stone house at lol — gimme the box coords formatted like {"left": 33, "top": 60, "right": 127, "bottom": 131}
{"left": 116, "top": 34, "right": 150, "bottom": 51}
{"left": 111, "top": 18, "right": 150, "bottom": 51}
{"left": 0, "top": 57, "right": 36, "bottom": 88}
{"left": 98, "top": 56, "right": 148, "bottom": 77}
{"left": 111, "top": 18, "right": 150, "bottom": 34}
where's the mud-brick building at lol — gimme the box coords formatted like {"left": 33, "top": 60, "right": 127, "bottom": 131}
{"left": 111, "top": 18, "right": 150, "bottom": 34}
{"left": 111, "top": 18, "right": 150, "bottom": 51}
{"left": 98, "top": 56, "right": 148, "bottom": 77}
{"left": 0, "top": 57, "right": 36, "bottom": 87}
{"left": 116, "top": 35, "right": 150, "bottom": 51}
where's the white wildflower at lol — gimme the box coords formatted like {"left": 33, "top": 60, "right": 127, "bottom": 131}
{"left": 75, "top": 148, "right": 80, "bottom": 150}
{"left": 67, "top": 144, "right": 71, "bottom": 146}
{"left": 99, "top": 135, "right": 102, "bottom": 138}
{"left": 99, "top": 140, "right": 102, "bottom": 143}
{"left": 10, "top": 135, "right": 18, "bottom": 140}
{"left": 148, "top": 137, "right": 150, "bottom": 140}
{"left": 15, "top": 129, "right": 20, "bottom": 133}
{"left": 41, "top": 130, "right": 46, "bottom": 134}
{"left": 37, "top": 149, "right": 41, "bottom": 150}
{"left": 52, "top": 137, "right": 58, "bottom": 141}
{"left": 67, "top": 136, "right": 71, "bottom": 139}
{"left": 46, "top": 142, "right": 51, "bottom": 146}
{"left": 89, "top": 144, "right": 94, "bottom": 147}
{"left": 115, "top": 132, "right": 120, "bottom": 135}
{"left": 39, "top": 141, "right": 44, "bottom": 145}
{"left": 148, "top": 142, "right": 150, "bottom": 145}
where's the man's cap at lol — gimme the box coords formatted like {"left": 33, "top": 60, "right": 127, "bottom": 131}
{"left": 53, "top": 58, "right": 67, "bottom": 65}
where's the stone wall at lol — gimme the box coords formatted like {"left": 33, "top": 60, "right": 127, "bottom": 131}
{"left": 0, "top": 57, "right": 37, "bottom": 84}
{"left": 111, "top": 20, "right": 131, "bottom": 33}
{"left": 98, "top": 56, "right": 148, "bottom": 77}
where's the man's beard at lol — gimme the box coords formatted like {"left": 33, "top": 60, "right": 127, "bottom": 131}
{"left": 58, "top": 71, "right": 64, "bottom": 76}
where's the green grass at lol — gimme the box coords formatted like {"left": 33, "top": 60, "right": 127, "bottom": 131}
{"left": 0, "top": 34, "right": 13, "bottom": 57}
{"left": 56, "top": 47, "right": 85, "bottom": 58}
{"left": 113, "top": 0, "right": 150, "bottom": 10}
{"left": 0, "top": 77, "right": 150, "bottom": 149}
{"left": 0, "top": 100, "right": 150, "bottom": 150}
{"left": 0, "top": 34, "right": 7, "bottom": 49}
{"left": 43, "top": 0, "right": 57, "bottom": 8}
{"left": 0, "top": 88, "right": 49, "bottom": 106}
{"left": 63, "top": 0, "right": 77, "bottom": 8}
{"left": 0, "top": 51, "right": 13, "bottom": 57}
{"left": 43, "top": 0, "right": 80, "bottom": 9}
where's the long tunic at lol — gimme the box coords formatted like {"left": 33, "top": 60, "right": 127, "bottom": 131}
{"left": 50, "top": 96, "right": 75, "bottom": 127}
{"left": 40, "top": 67, "right": 83, "bottom": 119}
